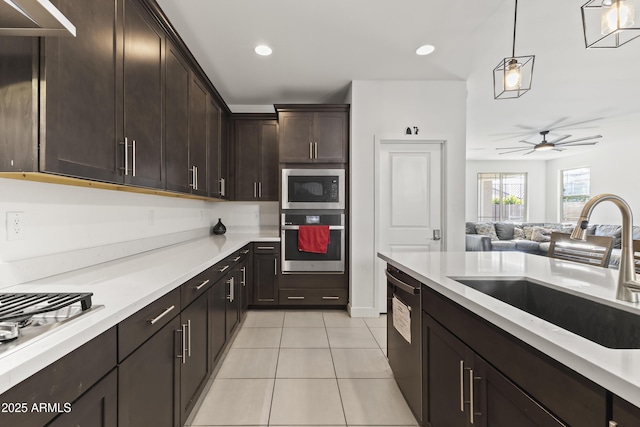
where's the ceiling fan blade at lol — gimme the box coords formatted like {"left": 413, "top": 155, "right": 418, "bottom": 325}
{"left": 517, "top": 140, "right": 538, "bottom": 145}
{"left": 550, "top": 117, "right": 604, "bottom": 130}
{"left": 554, "top": 135, "right": 602, "bottom": 145}
{"left": 522, "top": 150, "right": 536, "bottom": 155}
{"left": 557, "top": 142, "right": 599, "bottom": 147}
{"left": 498, "top": 148, "right": 534, "bottom": 155}
{"left": 552, "top": 148, "right": 566, "bottom": 151}
{"left": 496, "top": 146, "right": 532, "bottom": 150}
{"left": 548, "top": 135, "right": 571, "bottom": 144}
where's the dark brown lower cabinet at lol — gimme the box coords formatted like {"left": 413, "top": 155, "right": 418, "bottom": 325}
{"left": 179, "top": 292, "right": 210, "bottom": 425}
{"left": 225, "top": 270, "right": 240, "bottom": 337}
{"left": 612, "top": 395, "right": 640, "bottom": 426}
{"left": 423, "top": 313, "right": 565, "bottom": 427}
{"left": 118, "top": 315, "right": 180, "bottom": 427}
{"left": 47, "top": 369, "right": 117, "bottom": 427}
{"left": 253, "top": 243, "right": 279, "bottom": 305}
{"left": 210, "top": 275, "right": 227, "bottom": 364}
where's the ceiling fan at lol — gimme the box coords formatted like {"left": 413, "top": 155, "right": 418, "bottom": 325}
{"left": 496, "top": 130, "right": 602, "bottom": 155}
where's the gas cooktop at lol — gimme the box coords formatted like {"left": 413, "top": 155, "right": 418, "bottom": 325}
{"left": 0, "top": 293, "right": 98, "bottom": 357}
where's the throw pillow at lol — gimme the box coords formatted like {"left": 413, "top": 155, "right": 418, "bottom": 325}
{"left": 495, "top": 222, "right": 515, "bottom": 240}
{"left": 513, "top": 226, "right": 525, "bottom": 239}
{"left": 530, "top": 226, "right": 553, "bottom": 242}
{"left": 523, "top": 226, "right": 535, "bottom": 240}
{"left": 475, "top": 223, "right": 499, "bottom": 241}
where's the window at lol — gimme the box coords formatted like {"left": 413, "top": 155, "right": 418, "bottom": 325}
{"left": 561, "top": 167, "right": 590, "bottom": 222}
{"left": 477, "top": 173, "right": 527, "bottom": 221}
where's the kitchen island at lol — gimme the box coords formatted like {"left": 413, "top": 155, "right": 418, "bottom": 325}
{"left": 379, "top": 250, "right": 640, "bottom": 426}
{"left": 0, "top": 229, "right": 278, "bottom": 396}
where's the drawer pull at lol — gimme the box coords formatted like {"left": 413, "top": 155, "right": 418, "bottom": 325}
{"left": 322, "top": 296, "right": 340, "bottom": 300}
{"left": 218, "top": 265, "right": 229, "bottom": 273}
{"left": 149, "top": 305, "right": 175, "bottom": 325}
{"left": 287, "top": 296, "right": 305, "bottom": 300}
{"left": 233, "top": 256, "right": 241, "bottom": 262}
{"left": 257, "top": 246, "right": 275, "bottom": 250}
{"left": 240, "top": 249, "right": 250, "bottom": 254}
{"left": 258, "top": 298, "right": 275, "bottom": 302}
{"left": 195, "top": 279, "right": 210, "bottom": 290}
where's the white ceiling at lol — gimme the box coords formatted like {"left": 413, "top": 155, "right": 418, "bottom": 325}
{"left": 156, "top": 0, "right": 640, "bottom": 160}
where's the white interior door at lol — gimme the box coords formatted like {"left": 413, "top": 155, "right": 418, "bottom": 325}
{"left": 375, "top": 139, "right": 443, "bottom": 313}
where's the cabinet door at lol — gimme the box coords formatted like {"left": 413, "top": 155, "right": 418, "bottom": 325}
{"left": 42, "top": 0, "right": 120, "bottom": 182}
{"left": 207, "top": 96, "right": 222, "bottom": 198}
{"left": 225, "top": 271, "right": 240, "bottom": 337}
{"left": 423, "top": 313, "right": 471, "bottom": 427}
{"left": 612, "top": 395, "right": 640, "bottom": 427}
{"left": 122, "top": 0, "right": 164, "bottom": 189}
{"left": 164, "top": 42, "right": 190, "bottom": 193}
{"left": 119, "top": 316, "right": 180, "bottom": 427}
{"left": 219, "top": 112, "right": 230, "bottom": 198}
{"left": 234, "top": 120, "right": 260, "bottom": 200}
{"left": 188, "top": 76, "right": 208, "bottom": 195}
{"left": 314, "top": 111, "right": 348, "bottom": 163}
{"left": 278, "top": 112, "right": 314, "bottom": 163}
{"left": 473, "top": 355, "right": 565, "bottom": 427}
{"left": 258, "top": 121, "right": 279, "bottom": 200}
{"left": 239, "top": 259, "right": 250, "bottom": 316}
{"left": 210, "top": 276, "right": 227, "bottom": 364}
{"left": 47, "top": 369, "right": 117, "bottom": 427}
{"left": 253, "top": 253, "right": 279, "bottom": 304}
{"left": 180, "top": 292, "right": 210, "bottom": 425}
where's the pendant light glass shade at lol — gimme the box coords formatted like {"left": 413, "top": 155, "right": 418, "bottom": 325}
{"left": 493, "top": 0, "right": 535, "bottom": 100}
{"left": 582, "top": 0, "right": 640, "bottom": 48}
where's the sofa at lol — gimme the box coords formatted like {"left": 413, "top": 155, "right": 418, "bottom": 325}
{"left": 465, "top": 221, "right": 640, "bottom": 268}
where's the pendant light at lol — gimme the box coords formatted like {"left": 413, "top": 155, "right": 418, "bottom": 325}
{"left": 493, "top": 0, "right": 535, "bottom": 100}
{"left": 582, "top": 0, "right": 640, "bottom": 48}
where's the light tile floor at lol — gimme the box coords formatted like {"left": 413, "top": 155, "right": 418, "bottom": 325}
{"left": 187, "top": 310, "right": 418, "bottom": 427}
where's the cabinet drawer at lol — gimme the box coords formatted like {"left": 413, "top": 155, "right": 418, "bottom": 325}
{"left": 181, "top": 267, "right": 214, "bottom": 308}
{"left": 279, "top": 289, "right": 347, "bottom": 305}
{"left": 0, "top": 328, "right": 116, "bottom": 427}
{"left": 253, "top": 242, "right": 279, "bottom": 254}
{"left": 118, "top": 288, "right": 181, "bottom": 362}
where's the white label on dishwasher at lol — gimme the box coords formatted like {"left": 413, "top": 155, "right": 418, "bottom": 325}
{"left": 392, "top": 295, "right": 411, "bottom": 344}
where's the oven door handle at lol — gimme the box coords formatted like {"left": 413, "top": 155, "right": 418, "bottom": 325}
{"left": 385, "top": 270, "right": 420, "bottom": 295}
{"left": 281, "top": 225, "right": 345, "bottom": 230}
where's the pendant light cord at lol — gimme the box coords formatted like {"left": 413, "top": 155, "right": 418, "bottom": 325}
{"left": 512, "top": 0, "right": 518, "bottom": 58}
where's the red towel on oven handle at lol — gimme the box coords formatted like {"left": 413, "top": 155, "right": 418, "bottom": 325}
{"left": 298, "top": 225, "right": 331, "bottom": 254}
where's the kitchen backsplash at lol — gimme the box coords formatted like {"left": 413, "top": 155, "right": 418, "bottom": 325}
{"left": 0, "top": 178, "right": 278, "bottom": 288}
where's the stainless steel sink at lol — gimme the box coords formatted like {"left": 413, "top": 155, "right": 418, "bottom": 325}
{"left": 453, "top": 278, "right": 640, "bottom": 349}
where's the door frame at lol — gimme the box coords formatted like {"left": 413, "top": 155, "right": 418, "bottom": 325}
{"left": 374, "top": 135, "right": 447, "bottom": 314}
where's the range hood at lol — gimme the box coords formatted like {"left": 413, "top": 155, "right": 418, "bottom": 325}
{"left": 0, "top": 0, "right": 76, "bottom": 37}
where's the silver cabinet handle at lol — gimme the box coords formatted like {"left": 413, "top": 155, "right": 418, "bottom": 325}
{"left": 177, "top": 323, "right": 187, "bottom": 364}
{"left": 218, "top": 265, "right": 229, "bottom": 273}
{"left": 195, "top": 166, "right": 198, "bottom": 190}
{"left": 233, "top": 256, "right": 241, "bottom": 262}
{"left": 459, "top": 360, "right": 465, "bottom": 412}
{"left": 227, "top": 277, "right": 234, "bottom": 302}
{"left": 314, "top": 142, "right": 318, "bottom": 159}
{"left": 274, "top": 258, "right": 277, "bottom": 276}
{"left": 132, "top": 139, "right": 137, "bottom": 177}
{"left": 309, "top": 141, "right": 313, "bottom": 159}
{"left": 257, "top": 246, "right": 275, "bottom": 250}
{"left": 190, "top": 166, "right": 196, "bottom": 189}
{"left": 258, "top": 181, "right": 262, "bottom": 198}
{"left": 469, "top": 368, "right": 474, "bottom": 424}
{"left": 195, "top": 279, "right": 210, "bottom": 290}
{"left": 241, "top": 267, "right": 246, "bottom": 287}
{"left": 149, "top": 305, "right": 175, "bottom": 325}
{"left": 219, "top": 177, "right": 226, "bottom": 197}
{"left": 609, "top": 421, "right": 618, "bottom": 427}
{"left": 322, "top": 296, "right": 340, "bottom": 300}
{"left": 120, "top": 137, "right": 129, "bottom": 175}
{"left": 187, "top": 319, "right": 191, "bottom": 358}
{"left": 287, "top": 296, "right": 304, "bottom": 300}
{"left": 240, "top": 249, "right": 250, "bottom": 255}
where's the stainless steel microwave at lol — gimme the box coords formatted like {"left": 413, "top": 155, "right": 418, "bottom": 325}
{"left": 281, "top": 168, "right": 345, "bottom": 210}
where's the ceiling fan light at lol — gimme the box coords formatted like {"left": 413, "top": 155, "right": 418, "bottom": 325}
{"left": 534, "top": 143, "right": 554, "bottom": 151}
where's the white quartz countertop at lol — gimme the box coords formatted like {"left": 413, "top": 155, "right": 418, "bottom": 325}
{"left": 0, "top": 230, "right": 279, "bottom": 395}
{"left": 378, "top": 250, "right": 640, "bottom": 407}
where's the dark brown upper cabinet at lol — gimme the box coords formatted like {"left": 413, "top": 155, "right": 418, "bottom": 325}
{"left": 207, "top": 96, "right": 228, "bottom": 199}
{"left": 188, "top": 76, "right": 208, "bottom": 196}
{"left": 122, "top": 0, "right": 165, "bottom": 189}
{"left": 275, "top": 105, "right": 349, "bottom": 164}
{"left": 233, "top": 115, "right": 279, "bottom": 201}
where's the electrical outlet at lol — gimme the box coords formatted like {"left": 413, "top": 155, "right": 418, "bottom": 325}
{"left": 6, "top": 212, "right": 25, "bottom": 241}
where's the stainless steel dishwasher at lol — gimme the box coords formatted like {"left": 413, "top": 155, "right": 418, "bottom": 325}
{"left": 386, "top": 264, "right": 422, "bottom": 424}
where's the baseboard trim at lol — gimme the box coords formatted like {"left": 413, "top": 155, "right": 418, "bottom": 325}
{"left": 347, "top": 304, "right": 381, "bottom": 318}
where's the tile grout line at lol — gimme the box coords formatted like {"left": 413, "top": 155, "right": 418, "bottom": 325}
{"left": 324, "top": 312, "right": 349, "bottom": 427}
{"left": 266, "top": 312, "right": 285, "bottom": 426}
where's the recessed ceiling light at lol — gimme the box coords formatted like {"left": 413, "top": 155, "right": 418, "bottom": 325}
{"left": 254, "top": 45, "right": 272, "bottom": 56}
{"left": 415, "top": 44, "right": 435, "bottom": 56}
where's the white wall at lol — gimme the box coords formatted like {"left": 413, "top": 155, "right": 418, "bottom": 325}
{"left": 465, "top": 160, "right": 547, "bottom": 222}
{"left": 0, "top": 178, "right": 277, "bottom": 288}
{"left": 349, "top": 80, "right": 467, "bottom": 316}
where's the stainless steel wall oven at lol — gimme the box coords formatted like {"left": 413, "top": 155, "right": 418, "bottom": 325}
{"left": 280, "top": 212, "right": 345, "bottom": 273}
